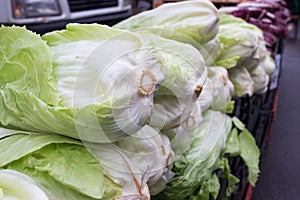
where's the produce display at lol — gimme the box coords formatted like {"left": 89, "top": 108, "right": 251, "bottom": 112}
{"left": 0, "top": 0, "right": 288, "bottom": 199}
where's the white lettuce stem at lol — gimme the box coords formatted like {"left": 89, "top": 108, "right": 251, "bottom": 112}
{"left": 138, "top": 69, "right": 157, "bottom": 97}
{"left": 184, "top": 115, "right": 196, "bottom": 129}
{"left": 194, "top": 85, "right": 203, "bottom": 98}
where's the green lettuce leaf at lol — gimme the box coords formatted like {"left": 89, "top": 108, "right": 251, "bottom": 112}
{"left": 0, "top": 132, "right": 122, "bottom": 199}
{"left": 261, "top": 54, "right": 276, "bottom": 78}
{"left": 232, "top": 116, "right": 246, "bottom": 130}
{"left": 217, "top": 157, "right": 239, "bottom": 198}
{"left": 191, "top": 173, "right": 221, "bottom": 200}
{"left": 6, "top": 143, "right": 106, "bottom": 198}
{"left": 229, "top": 67, "right": 254, "bottom": 97}
{"left": 0, "top": 169, "right": 49, "bottom": 200}
{"left": 0, "top": 132, "right": 81, "bottom": 167}
{"left": 42, "top": 23, "right": 123, "bottom": 46}
{"left": 225, "top": 118, "right": 260, "bottom": 186}
{"left": 156, "top": 110, "right": 232, "bottom": 199}
{"left": 217, "top": 13, "right": 246, "bottom": 25}
{"left": 0, "top": 25, "right": 60, "bottom": 106}
{"left": 239, "top": 129, "right": 260, "bottom": 185}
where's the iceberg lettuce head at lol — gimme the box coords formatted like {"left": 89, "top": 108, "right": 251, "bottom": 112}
{"left": 0, "top": 24, "right": 165, "bottom": 143}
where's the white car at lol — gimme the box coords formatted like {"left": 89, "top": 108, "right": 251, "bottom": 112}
{"left": 0, "top": 0, "right": 132, "bottom": 33}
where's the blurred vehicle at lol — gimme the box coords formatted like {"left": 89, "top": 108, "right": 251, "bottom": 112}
{"left": 0, "top": 0, "right": 132, "bottom": 33}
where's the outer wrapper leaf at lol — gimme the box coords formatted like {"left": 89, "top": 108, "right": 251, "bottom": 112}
{"left": 0, "top": 26, "right": 60, "bottom": 106}
{"left": 207, "top": 67, "right": 235, "bottom": 113}
{"left": 217, "top": 158, "right": 240, "bottom": 198}
{"left": 225, "top": 118, "right": 260, "bottom": 186}
{"left": 189, "top": 173, "right": 220, "bottom": 200}
{"left": 156, "top": 110, "right": 232, "bottom": 199}
{"left": 0, "top": 132, "right": 122, "bottom": 200}
{"left": 87, "top": 125, "right": 174, "bottom": 199}
{"left": 260, "top": 54, "right": 276, "bottom": 78}
{"left": 114, "top": 0, "right": 219, "bottom": 46}
{"left": 250, "top": 65, "right": 269, "bottom": 94}
{"left": 199, "top": 37, "right": 220, "bottom": 66}
{"left": 198, "top": 77, "right": 214, "bottom": 112}
{"left": 0, "top": 169, "right": 49, "bottom": 200}
{"left": 239, "top": 129, "right": 260, "bottom": 185}
{"left": 229, "top": 67, "right": 254, "bottom": 97}
{"left": 161, "top": 100, "right": 203, "bottom": 157}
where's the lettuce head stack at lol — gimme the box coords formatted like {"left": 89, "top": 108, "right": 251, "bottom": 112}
{"left": 154, "top": 111, "right": 260, "bottom": 200}
{"left": 0, "top": 24, "right": 166, "bottom": 143}
{"left": 0, "top": 125, "right": 173, "bottom": 199}
{"left": 0, "top": 1, "right": 263, "bottom": 199}
{"left": 114, "top": 0, "right": 221, "bottom": 68}
{"left": 215, "top": 14, "right": 276, "bottom": 97}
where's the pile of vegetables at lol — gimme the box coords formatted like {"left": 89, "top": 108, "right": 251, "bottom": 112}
{"left": 219, "top": 0, "right": 291, "bottom": 52}
{"left": 1, "top": 0, "right": 283, "bottom": 199}
{"left": 216, "top": 13, "right": 276, "bottom": 97}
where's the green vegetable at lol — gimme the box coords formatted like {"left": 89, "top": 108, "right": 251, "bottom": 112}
{"left": 190, "top": 173, "right": 220, "bottom": 200}
{"left": 225, "top": 128, "right": 240, "bottom": 155}
{"left": 114, "top": 0, "right": 219, "bottom": 46}
{"left": 0, "top": 7, "right": 264, "bottom": 199}
{"left": 0, "top": 169, "right": 49, "bottom": 200}
{"left": 88, "top": 125, "right": 174, "bottom": 198}
{"left": 239, "top": 129, "right": 260, "bottom": 185}
{"left": 217, "top": 157, "right": 239, "bottom": 198}
{"left": 218, "top": 13, "right": 246, "bottom": 26}
{"left": 199, "top": 37, "right": 220, "bottom": 66}
{"left": 161, "top": 100, "right": 203, "bottom": 157}
{"left": 141, "top": 34, "right": 207, "bottom": 130}
{"left": 215, "top": 14, "right": 263, "bottom": 71}
{"left": 198, "top": 77, "right": 214, "bottom": 112}
{"left": 156, "top": 110, "right": 232, "bottom": 199}
{"left": 0, "top": 24, "right": 165, "bottom": 143}
{"left": 225, "top": 117, "right": 260, "bottom": 185}
{"left": 0, "top": 132, "right": 122, "bottom": 200}
{"left": 250, "top": 65, "right": 270, "bottom": 94}
{"left": 206, "top": 66, "right": 234, "bottom": 113}
{"left": 0, "top": 124, "right": 174, "bottom": 199}
{"left": 216, "top": 13, "right": 273, "bottom": 97}
{"left": 260, "top": 54, "right": 276, "bottom": 78}
{"left": 215, "top": 24, "right": 259, "bottom": 70}
{"left": 229, "top": 67, "right": 254, "bottom": 97}
{"left": 231, "top": 117, "right": 245, "bottom": 130}
{"left": 198, "top": 66, "right": 235, "bottom": 114}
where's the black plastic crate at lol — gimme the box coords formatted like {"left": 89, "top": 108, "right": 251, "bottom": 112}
{"left": 230, "top": 163, "right": 249, "bottom": 200}
{"left": 211, "top": 169, "right": 228, "bottom": 200}
{"left": 246, "top": 95, "right": 263, "bottom": 133}
{"left": 218, "top": 178, "right": 229, "bottom": 199}
{"left": 263, "top": 89, "right": 278, "bottom": 110}
{"left": 231, "top": 94, "right": 251, "bottom": 125}
{"left": 251, "top": 108, "right": 270, "bottom": 148}
{"left": 228, "top": 156, "right": 242, "bottom": 176}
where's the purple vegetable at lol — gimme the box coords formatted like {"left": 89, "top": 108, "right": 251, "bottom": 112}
{"left": 261, "top": 17, "right": 273, "bottom": 24}
{"left": 263, "top": 31, "right": 277, "bottom": 47}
